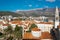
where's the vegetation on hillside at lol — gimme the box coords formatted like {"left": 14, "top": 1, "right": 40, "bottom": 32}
{"left": 0, "top": 11, "right": 22, "bottom": 17}
{"left": 0, "top": 11, "right": 60, "bottom": 17}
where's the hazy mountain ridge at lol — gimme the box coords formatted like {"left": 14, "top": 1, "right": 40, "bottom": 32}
{"left": 16, "top": 8, "right": 60, "bottom": 17}
{"left": 0, "top": 11, "right": 22, "bottom": 17}
{"left": 0, "top": 8, "right": 60, "bottom": 17}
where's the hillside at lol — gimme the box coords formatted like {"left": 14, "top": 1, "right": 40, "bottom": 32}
{"left": 16, "top": 8, "right": 60, "bottom": 17}
{"left": 0, "top": 8, "right": 60, "bottom": 17}
{"left": 0, "top": 11, "right": 22, "bottom": 17}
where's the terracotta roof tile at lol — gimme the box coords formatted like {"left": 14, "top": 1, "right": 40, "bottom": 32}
{"left": 3, "top": 24, "right": 9, "bottom": 26}
{"left": 0, "top": 21, "right": 4, "bottom": 24}
{"left": 39, "top": 22, "right": 53, "bottom": 24}
{"left": 40, "top": 32, "right": 53, "bottom": 39}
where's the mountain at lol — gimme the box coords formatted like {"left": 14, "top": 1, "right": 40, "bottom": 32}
{"left": 0, "top": 11, "right": 22, "bottom": 17}
{"left": 16, "top": 8, "right": 60, "bottom": 17}
{"left": 0, "top": 8, "right": 60, "bottom": 17}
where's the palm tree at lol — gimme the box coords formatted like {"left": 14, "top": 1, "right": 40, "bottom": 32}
{"left": 4, "top": 25, "right": 23, "bottom": 40}
{"left": 14, "top": 25, "right": 23, "bottom": 40}
{"left": 4, "top": 25, "right": 13, "bottom": 40}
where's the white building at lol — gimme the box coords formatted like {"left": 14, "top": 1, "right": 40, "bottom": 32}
{"left": 36, "top": 22, "right": 53, "bottom": 33}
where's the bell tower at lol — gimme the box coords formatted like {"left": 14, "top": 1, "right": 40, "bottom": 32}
{"left": 55, "top": 6, "right": 59, "bottom": 28}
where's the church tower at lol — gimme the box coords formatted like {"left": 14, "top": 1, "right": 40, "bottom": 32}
{"left": 55, "top": 6, "right": 59, "bottom": 28}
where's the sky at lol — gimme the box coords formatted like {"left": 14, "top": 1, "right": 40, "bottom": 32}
{"left": 0, "top": 0, "right": 60, "bottom": 11}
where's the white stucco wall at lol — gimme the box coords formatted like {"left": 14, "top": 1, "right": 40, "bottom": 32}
{"left": 36, "top": 24, "right": 53, "bottom": 32}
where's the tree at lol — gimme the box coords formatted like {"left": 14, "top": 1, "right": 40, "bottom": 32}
{"left": 15, "top": 25, "right": 20, "bottom": 31}
{"left": 0, "top": 32, "right": 3, "bottom": 36}
{"left": 29, "top": 23, "right": 37, "bottom": 30}
{"left": 4, "top": 25, "right": 13, "bottom": 40}
{"left": 7, "top": 36, "right": 13, "bottom": 40}
{"left": 14, "top": 25, "right": 23, "bottom": 40}
{"left": 0, "top": 32, "right": 4, "bottom": 38}
{"left": 4, "top": 25, "right": 13, "bottom": 34}
{"left": 4, "top": 25, "right": 23, "bottom": 40}
{"left": 28, "top": 23, "right": 38, "bottom": 32}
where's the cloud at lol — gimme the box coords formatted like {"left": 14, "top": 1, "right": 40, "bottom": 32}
{"left": 28, "top": 4, "right": 32, "bottom": 7}
{"left": 46, "top": 0, "right": 56, "bottom": 2}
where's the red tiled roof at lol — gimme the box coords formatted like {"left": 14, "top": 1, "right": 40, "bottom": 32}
{"left": 3, "top": 24, "right": 9, "bottom": 26}
{"left": 40, "top": 32, "right": 53, "bottom": 39}
{"left": 11, "top": 21, "right": 22, "bottom": 25}
{"left": 39, "top": 22, "right": 53, "bottom": 24}
{"left": 32, "top": 28, "right": 41, "bottom": 31}
{"left": 0, "top": 21, "right": 4, "bottom": 24}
